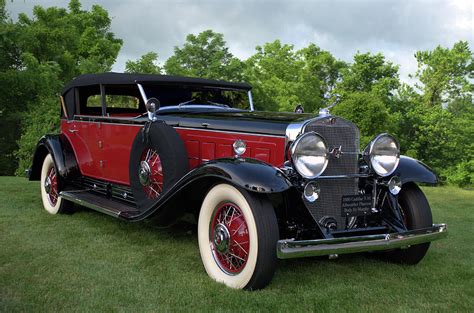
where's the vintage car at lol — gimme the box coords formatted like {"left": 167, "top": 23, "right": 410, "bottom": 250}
{"left": 29, "top": 73, "right": 447, "bottom": 290}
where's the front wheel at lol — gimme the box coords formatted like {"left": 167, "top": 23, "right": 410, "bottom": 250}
{"left": 382, "top": 183, "right": 433, "bottom": 264}
{"left": 198, "top": 184, "right": 279, "bottom": 290}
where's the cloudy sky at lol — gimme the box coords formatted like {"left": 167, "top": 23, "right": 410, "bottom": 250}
{"left": 6, "top": 0, "right": 473, "bottom": 82}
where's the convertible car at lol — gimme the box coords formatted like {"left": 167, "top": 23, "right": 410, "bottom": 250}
{"left": 29, "top": 73, "right": 447, "bottom": 290}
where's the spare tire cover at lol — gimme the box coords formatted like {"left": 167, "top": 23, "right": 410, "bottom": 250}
{"left": 129, "top": 122, "right": 189, "bottom": 210}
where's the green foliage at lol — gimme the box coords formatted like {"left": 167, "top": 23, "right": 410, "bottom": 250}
{"left": 332, "top": 92, "right": 396, "bottom": 146}
{"left": 337, "top": 52, "right": 400, "bottom": 95}
{"left": 244, "top": 40, "right": 343, "bottom": 112}
{"left": 332, "top": 52, "right": 400, "bottom": 146}
{"left": 125, "top": 52, "right": 162, "bottom": 74}
{"left": 16, "top": 1, "right": 122, "bottom": 80}
{"left": 1, "top": 1, "right": 472, "bottom": 187}
{"left": 15, "top": 97, "right": 60, "bottom": 176}
{"left": 414, "top": 41, "right": 473, "bottom": 107}
{"left": 0, "top": 0, "right": 123, "bottom": 175}
{"left": 164, "top": 30, "right": 243, "bottom": 81}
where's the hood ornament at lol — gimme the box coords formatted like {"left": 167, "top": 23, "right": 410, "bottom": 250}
{"left": 319, "top": 94, "right": 341, "bottom": 117}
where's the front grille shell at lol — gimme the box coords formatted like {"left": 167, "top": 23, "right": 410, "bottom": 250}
{"left": 302, "top": 116, "right": 360, "bottom": 230}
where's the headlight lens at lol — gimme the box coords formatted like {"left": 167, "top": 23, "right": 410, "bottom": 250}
{"left": 367, "top": 133, "right": 400, "bottom": 177}
{"left": 291, "top": 132, "right": 328, "bottom": 179}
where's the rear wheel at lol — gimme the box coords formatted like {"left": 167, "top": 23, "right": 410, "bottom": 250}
{"left": 198, "top": 183, "right": 279, "bottom": 290}
{"left": 40, "top": 154, "right": 73, "bottom": 214}
{"left": 382, "top": 183, "right": 433, "bottom": 264}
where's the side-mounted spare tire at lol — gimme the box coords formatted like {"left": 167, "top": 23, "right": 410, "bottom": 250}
{"left": 129, "top": 122, "right": 189, "bottom": 210}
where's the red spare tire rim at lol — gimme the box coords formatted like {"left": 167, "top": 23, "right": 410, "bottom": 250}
{"left": 210, "top": 202, "right": 250, "bottom": 274}
{"left": 139, "top": 148, "right": 163, "bottom": 199}
{"left": 44, "top": 166, "right": 58, "bottom": 206}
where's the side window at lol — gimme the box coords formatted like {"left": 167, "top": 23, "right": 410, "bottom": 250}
{"left": 77, "top": 85, "right": 102, "bottom": 116}
{"left": 86, "top": 95, "right": 102, "bottom": 108}
{"left": 106, "top": 95, "right": 140, "bottom": 109}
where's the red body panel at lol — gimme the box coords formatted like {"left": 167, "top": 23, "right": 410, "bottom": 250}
{"left": 61, "top": 119, "right": 286, "bottom": 186}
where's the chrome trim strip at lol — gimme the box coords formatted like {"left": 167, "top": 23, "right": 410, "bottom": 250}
{"left": 277, "top": 224, "right": 448, "bottom": 259}
{"left": 173, "top": 126, "right": 286, "bottom": 138}
{"left": 317, "top": 174, "right": 369, "bottom": 179}
{"left": 69, "top": 119, "right": 287, "bottom": 138}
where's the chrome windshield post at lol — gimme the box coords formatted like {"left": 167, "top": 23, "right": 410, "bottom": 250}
{"left": 137, "top": 83, "right": 148, "bottom": 103}
{"left": 248, "top": 90, "right": 254, "bottom": 112}
{"left": 137, "top": 83, "right": 156, "bottom": 121}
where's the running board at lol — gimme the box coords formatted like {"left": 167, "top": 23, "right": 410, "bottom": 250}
{"left": 60, "top": 190, "right": 141, "bottom": 219}
{"left": 277, "top": 224, "right": 448, "bottom": 259}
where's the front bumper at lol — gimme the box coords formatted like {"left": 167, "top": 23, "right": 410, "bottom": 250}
{"left": 277, "top": 224, "right": 447, "bottom": 259}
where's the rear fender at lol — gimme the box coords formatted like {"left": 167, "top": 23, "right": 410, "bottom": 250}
{"left": 29, "top": 134, "right": 79, "bottom": 181}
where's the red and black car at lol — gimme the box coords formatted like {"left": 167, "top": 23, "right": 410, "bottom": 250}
{"left": 29, "top": 73, "right": 447, "bottom": 290}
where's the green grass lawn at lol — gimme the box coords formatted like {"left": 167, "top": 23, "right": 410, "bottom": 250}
{"left": 1, "top": 177, "right": 473, "bottom": 312}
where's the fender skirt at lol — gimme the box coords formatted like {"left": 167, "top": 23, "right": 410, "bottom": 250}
{"left": 28, "top": 134, "right": 79, "bottom": 181}
{"left": 122, "top": 157, "right": 293, "bottom": 221}
{"left": 390, "top": 155, "right": 438, "bottom": 185}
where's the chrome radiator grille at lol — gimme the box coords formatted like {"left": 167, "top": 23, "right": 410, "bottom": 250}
{"left": 303, "top": 117, "right": 360, "bottom": 230}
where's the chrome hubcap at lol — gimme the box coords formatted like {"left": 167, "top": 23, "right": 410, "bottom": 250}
{"left": 213, "top": 223, "right": 231, "bottom": 253}
{"left": 138, "top": 161, "right": 151, "bottom": 186}
{"left": 44, "top": 177, "right": 52, "bottom": 194}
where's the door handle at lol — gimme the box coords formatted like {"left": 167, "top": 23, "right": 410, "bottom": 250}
{"left": 68, "top": 129, "right": 78, "bottom": 133}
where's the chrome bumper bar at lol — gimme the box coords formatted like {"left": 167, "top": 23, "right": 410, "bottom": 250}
{"left": 277, "top": 224, "right": 447, "bottom": 259}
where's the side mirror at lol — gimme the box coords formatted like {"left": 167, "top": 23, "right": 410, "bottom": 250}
{"left": 146, "top": 97, "right": 160, "bottom": 121}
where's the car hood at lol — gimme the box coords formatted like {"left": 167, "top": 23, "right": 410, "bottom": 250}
{"left": 158, "top": 111, "right": 314, "bottom": 136}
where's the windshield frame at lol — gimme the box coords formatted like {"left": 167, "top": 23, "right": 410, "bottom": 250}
{"left": 136, "top": 83, "right": 254, "bottom": 114}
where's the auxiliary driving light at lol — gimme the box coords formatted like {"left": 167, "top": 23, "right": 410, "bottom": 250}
{"left": 388, "top": 176, "right": 402, "bottom": 195}
{"left": 304, "top": 181, "right": 321, "bottom": 202}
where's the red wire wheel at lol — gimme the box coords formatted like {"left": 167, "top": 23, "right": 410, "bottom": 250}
{"left": 139, "top": 148, "right": 163, "bottom": 199}
{"left": 45, "top": 166, "right": 59, "bottom": 206}
{"left": 210, "top": 202, "right": 250, "bottom": 274}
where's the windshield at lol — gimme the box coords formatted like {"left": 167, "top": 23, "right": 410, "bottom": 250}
{"left": 141, "top": 84, "right": 252, "bottom": 112}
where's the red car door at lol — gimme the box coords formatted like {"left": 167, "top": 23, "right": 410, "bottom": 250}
{"left": 62, "top": 118, "right": 105, "bottom": 180}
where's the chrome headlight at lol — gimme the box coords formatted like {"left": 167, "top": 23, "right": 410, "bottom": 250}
{"left": 366, "top": 133, "right": 400, "bottom": 177}
{"left": 291, "top": 132, "right": 328, "bottom": 179}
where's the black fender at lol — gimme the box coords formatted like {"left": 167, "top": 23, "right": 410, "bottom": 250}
{"left": 189, "top": 157, "right": 292, "bottom": 193}
{"left": 29, "top": 134, "right": 79, "bottom": 181}
{"left": 390, "top": 156, "right": 438, "bottom": 185}
{"left": 123, "top": 157, "right": 293, "bottom": 221}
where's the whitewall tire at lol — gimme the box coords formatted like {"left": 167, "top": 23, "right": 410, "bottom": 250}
{"left": 40, "top": 154, "right": 72, "bottom": 214}
{"left": 198, "top": 183, "right": 278, "bottom": 290}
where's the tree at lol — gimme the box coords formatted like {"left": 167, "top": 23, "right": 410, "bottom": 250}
{"left": 164, "top": 30, "right": 243, "bottom": 81}
{"left": 15, "top": 0, "right": 122, "bottom": 81}
{"left": 0, "top": 0, "right": 123, "bottom": 175}
{"left": 333, "top": 52, "right": 400, "bottom": 145}
{"left": 337, "top": 52, "right": 400, "bottom": 96}
{"left": 125, "top": 52, "right": 162, "bottom": 74}
{"left": 298, "top": 44, "right": 346, "bottom": 104}
{"left": 413, "top": 41, "right": 473, "bottom": 108}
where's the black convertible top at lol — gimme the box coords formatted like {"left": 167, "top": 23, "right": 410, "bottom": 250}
{"left": 61, "top": 72, "right": 252, "bottom": 95}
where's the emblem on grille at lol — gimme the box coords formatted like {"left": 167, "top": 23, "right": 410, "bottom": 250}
{"left": 330, "top": 145, "right": 342, "bottom": 159}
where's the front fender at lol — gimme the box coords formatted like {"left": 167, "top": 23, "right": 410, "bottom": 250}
{"left": 189, "top": 158, "right": 292, "bottom": 193}
{"left": 29, "top": 134, "right": 79, "bottom": 181}
{"left": 125, "top": 157, "right": 292, "bottom": 222}
{"left": 391, "top": 156, "right": 438, "bottom": 185}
